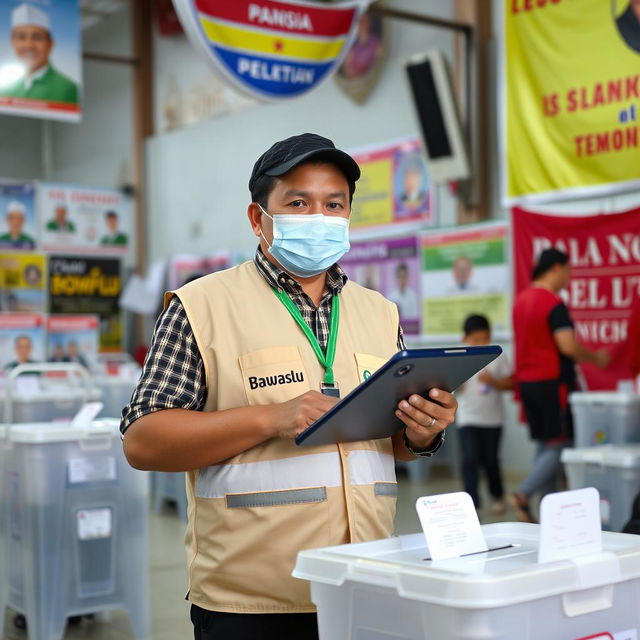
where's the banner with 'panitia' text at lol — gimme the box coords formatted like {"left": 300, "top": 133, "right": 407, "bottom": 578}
{"left": 512, "top": 206, "right": 640, "bottom": 390}
{"left": 505, "top": 0, "right": 640, "bottom": 202}
{"left": 172, "top": 0, "right": 366, "bottom": 101}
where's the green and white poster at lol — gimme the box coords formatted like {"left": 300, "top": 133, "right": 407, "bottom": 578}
{"left": 422, "top": 222, "right": 509, "bottom": 342}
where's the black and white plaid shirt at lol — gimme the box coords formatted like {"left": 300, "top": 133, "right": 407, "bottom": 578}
{"left": 120, "top": 248, "right": 406, "bottom": 434}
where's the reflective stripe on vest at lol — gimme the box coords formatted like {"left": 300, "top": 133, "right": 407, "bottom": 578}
{"left": 195, "top": 450, "right": 396, "bottom": 500}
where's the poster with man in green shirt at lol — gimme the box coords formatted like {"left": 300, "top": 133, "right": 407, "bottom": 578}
{"left": 0, "top": 1, "right": 81, "bottom": 122}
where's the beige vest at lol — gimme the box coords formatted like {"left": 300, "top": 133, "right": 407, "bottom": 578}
{"left": 170, "top": 261, "right": 400, "bottom": 613}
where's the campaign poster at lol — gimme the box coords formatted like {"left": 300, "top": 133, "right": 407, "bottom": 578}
{"left": 0, "top": 0, "right": 82, "bottom": 122}
{"left": 0, "top": 313, "right": 45, "bottom": 371}
{"left": 0, "top": 180, "right": 37, "bottom": 250}
{"left": 505, "top": 0, "right": 640, "bottom": 202}
{"left": 0, "top": 252, "right": 46, "bottom": 312}
{"left": 168, "top": 251, "right": 231, "bottom": 290}
{"left": 422, "top": 223, "right": 509, "bottom": 342}
{"left": 341, "top": 236, "right": 421, "bottom": 335}
{"left": 46, "top": 314, "right": 99, "bottom": 370}
{"left": 48, "top": 255, "right": 122, "bottom": 351}
{"left": 512, "top": 206, "right": 640, "bottom": 390}
{"left": 39, "top": 183, "right": 131, "bottom": 254}
{"left": 349, "top": 136, "right": 434, "bottom": 232}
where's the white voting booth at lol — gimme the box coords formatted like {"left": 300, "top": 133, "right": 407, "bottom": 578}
{"left": 0, "top": 364, "right": 150, "bottom": 640}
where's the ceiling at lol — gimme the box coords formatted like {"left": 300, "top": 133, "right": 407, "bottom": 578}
{"left": 80, "top": 0, "right": 129, "bottom": 31}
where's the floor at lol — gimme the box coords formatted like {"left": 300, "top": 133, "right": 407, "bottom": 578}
{"left": 1, "top": 463, "right": 526, "bottom": 640}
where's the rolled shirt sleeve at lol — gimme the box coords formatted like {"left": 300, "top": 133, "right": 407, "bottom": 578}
{"left": 120, "top": 297, "right": 206, "bottom": 435}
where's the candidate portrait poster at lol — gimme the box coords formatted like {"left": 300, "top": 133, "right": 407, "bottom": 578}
{"left": 0, "top": 313, "right": 45, "bottom": 371}
{"left": 0, "top": 0, "right": 82, "bottom": 121}
{"left": 512, "top": 206, "right": 640, "bottom": 390}
{"left": 0, "top": 252, "right": 46, "bottom": 312}
{"left": 340, "top": 236, "right": 421, "bottom": 335}
{"left": 168, "top": 251, "right": 232, "bottom": 290}
{"left": 39, "top": 183, "right": 131, "bottom": 254}
{"left": 422, "top": 222, "right": 509, "bottom": 342}
{"left": 0, "top": 180, "right": 37, "bottom": 251}
{"left": 48, "top": 255, "right": 122, "bottom": 351}
{"left": 504, "top": 0, "right": 640, "bottom": 202}
{"left": 46, "top": 314, "right": 99, "bottom": 370}
{"left": 349, "top": 136, "right": 434, "bottom": 233}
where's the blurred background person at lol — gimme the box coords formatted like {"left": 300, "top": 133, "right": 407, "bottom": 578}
{"left": 101, "top": 210, "right": 128, "bottom": 246}
{"left": 511, "top": 248, "right": 610, "bottom": 522}
{"left": 455, "top": 314, "right": 514, "bottom": 515}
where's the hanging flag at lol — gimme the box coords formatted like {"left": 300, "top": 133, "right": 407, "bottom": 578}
{"left": 172, "top": 0, "right": 368, "bottom": 101}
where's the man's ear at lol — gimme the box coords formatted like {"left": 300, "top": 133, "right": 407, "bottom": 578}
{"left": 247, "top": 203, "right": 262, "bottom": 237}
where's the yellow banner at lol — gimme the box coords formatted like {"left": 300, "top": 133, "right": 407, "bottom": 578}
{"left": 505, "top": 0, "right": 640, "bottom": 200}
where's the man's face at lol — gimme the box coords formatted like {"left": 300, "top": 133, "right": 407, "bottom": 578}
{"left": 404, "top": 169, "right": 421, "bottom": 196}
{"left": 453, "top": 257, "right": 473, "bottom": 286}
{"left": 7, "top": 210, "right": 24, "bottom": 235}
{"left": 55, "top": 206, "right": 67, "bottom": 224}
{"left": 396, "top": 267, "right": 409, "bottom": 290}
{"left": 15, "top": 336, "right": 32, "bottom": 363}
{"left": 554, "top": 263, "right": 571, "bottom": 291}
{"left": 254, "top": 162, "right": 350, "bottom": 265}
{"left": 464, "top": 329, "right": 491, "bottom": 347}
{"left": 68, "top": 342, "right": 78, "bottom": 357}
{"left": 106, "top": 215, "right": 118, "bottom": 232}
{"left": 11, "top": 25, "right": 52, "bottom": 74}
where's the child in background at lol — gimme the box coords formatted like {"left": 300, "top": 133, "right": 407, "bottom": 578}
{"left": 455, "top": 315, "right": 514, "bottom": 514}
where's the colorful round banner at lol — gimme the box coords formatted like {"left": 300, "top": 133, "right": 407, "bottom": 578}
{"left": 172, "top": 0, "right": 369, "bottom": 101}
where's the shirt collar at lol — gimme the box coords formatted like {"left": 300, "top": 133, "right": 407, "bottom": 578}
{"left": 23, "top": 64, "right": 50, "bottom": 91}
{"left": 254, "top": 246, "right": 347, "bottom": 296}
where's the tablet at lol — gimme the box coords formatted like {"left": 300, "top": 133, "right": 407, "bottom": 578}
{"left": 295, "top": 345, "right": 502, "bottom": 447}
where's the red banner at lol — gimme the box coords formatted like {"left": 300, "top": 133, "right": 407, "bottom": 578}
{"left": 512, "top": 206, "right": 640, "bottom": 390}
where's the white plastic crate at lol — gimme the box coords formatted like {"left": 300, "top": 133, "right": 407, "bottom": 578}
{"left": 93, "top": 375, "right": 138, "bottom": 420}
{"left": 294, "top": 522, "right": 640, "bottom": 640}
{"left": 570, "top": 392, "right": 640, "bottom": 447}
{"left": 0, "top": 419, "right": 150, "bottom": 640}
{"left": 562, "top": 444, "right": 640, "bottom": 532}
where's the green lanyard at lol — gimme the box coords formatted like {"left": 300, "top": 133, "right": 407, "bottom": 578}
{"left": 272, "top": 288, "right": 339, "bottom": 386}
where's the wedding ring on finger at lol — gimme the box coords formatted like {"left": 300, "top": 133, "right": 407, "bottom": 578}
{"left": 428, "top": 416, "right": 436, "bottom": 427}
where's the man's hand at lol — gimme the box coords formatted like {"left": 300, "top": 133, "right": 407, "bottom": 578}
{"left": 477, "top": 369, "right": 494, "bottom": 386}
{"left": 594, "top": 349, "right": 611, "bottom": 369}
{"left": 395, "top": 388, "right": 457, "bottom": 450}
{"left": 265, "top": 390, "right": 339, "bottom": 440}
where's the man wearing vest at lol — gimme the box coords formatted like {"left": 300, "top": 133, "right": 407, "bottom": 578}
{"left": 121, "top": 133, "right": 457, "bottom": 640}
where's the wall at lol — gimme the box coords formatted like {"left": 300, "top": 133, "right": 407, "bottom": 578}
{"left": 146, "top": 1, "right": 460, "bottom": 263}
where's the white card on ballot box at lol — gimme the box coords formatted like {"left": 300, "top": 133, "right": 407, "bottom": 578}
{"left": 538, "top": 487, "right": 602, "bottom": 563}
{"left": 416, "top": 491, "right": 488, "bottom": 561}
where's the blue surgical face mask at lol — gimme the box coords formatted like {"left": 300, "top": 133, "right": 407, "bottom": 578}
{"left": 259, "top": 205, "right": 350, "bottom": 278}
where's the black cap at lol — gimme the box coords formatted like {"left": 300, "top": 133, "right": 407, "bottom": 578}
{"left": 249, "top": 133, "right": 361, "bottom": 195}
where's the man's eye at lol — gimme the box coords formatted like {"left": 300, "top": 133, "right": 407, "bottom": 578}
{"left": 327, "top": 202, "right": 343, "bottom": 210}
{"left": 289, "top": 200, "right": 305, "bottom": 207}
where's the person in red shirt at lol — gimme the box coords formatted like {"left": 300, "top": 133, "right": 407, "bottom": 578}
{"left": 511, "top": 248, "right": 610, "bottom": 522}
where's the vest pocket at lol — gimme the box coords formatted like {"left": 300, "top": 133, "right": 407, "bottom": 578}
{"left": 354, "top": 352, "right": 389, "bottom": 383}
{"left": 239, "top": 346, "right": 310, "bottom": 405}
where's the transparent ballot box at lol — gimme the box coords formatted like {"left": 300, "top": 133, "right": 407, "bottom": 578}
{"left": 1, "top": 363, "right": 101, "bottom": 424}
{"left": 562, "top": 444, "right": 640, "bottom": 532}
{"left": 93, "top": 353, "right": 141, "bottom": 420}
{"left": 293, "top": 522, "right": 640, "bottom": 640}
{"left": 0, "top": 418, "right": 150, "bottom": 640}
{"left": 152, "top": 471, "right": 188, "bottom": 520}
{"left": 569, "top": 391, "right": 640, "bottom": 447}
